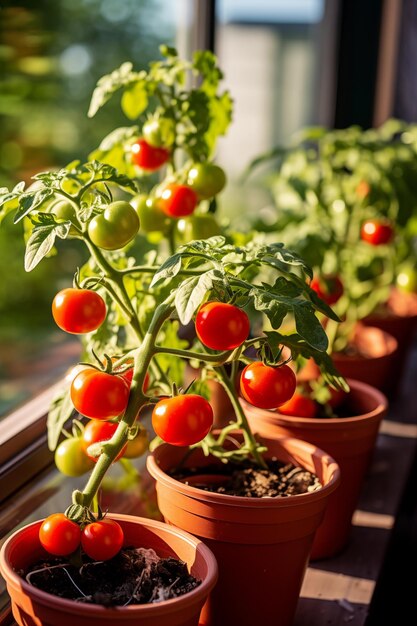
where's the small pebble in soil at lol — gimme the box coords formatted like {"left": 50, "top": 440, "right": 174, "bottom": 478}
{"left": 23, "top": 547, "right": 200, "bottom": 606}
{"left": 174, "top": 459, "right": 322, "bottom": 497}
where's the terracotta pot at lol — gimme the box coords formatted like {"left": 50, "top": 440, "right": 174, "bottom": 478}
{"left": 184, "top": 364, "right": 234, "bottom": 428}
{"left": 330, "top": 325, "right": 397, "bottom": 392}
{"left": 0, "top": 514, "right": 218, "bottom": 626}
{"left": 147, "top": 433, "right": 340, "bottom": 626}
{"left": 364, "top": 288, "right": 417, "bottom": 394}
{"left": 242, "top": 379, "right": 387, "bottom": 559}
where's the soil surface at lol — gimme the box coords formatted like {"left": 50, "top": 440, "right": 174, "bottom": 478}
{"left": 174, "top": 459, "right": 321, "bottom": 497}
{"left": 24, "top": 546, "right": 200, "bottom": 606}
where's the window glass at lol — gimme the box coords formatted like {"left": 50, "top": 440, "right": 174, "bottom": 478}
{"left": 0, "top": 0, "right": 178, "bottom": 417}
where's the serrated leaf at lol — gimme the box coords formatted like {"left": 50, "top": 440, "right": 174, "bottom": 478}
{"left": 175, "top": 270, "right": 219, "bottom": 324}
{"left": 47, "top": 385, "right": 74, "bottom": 451}
{"left": 24, "top": 221, "right": 70, "bottom": 271}
{"left": 293, "top": 303, "right": 328, "bottom": 351}
{"left": 251, "top": 288, "right": 288, "bottom": 329}
{"left": 13, "top": 188, "right": 54, "bottom": 223}
{"left": 150, "top": 254, "right": 182, "bottom": 287}
{"left": 88, "top": 62, "right": 137, "bottom": 117}
{"left": 121, "top": 82, "right": 148, "bottom": 120}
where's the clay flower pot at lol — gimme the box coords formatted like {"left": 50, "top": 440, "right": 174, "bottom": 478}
{"left": 242, "top": 379, "right": 387, "bottom": 559}
{"left": 332, "top": 325, "right": 397, "bottom": 392}
{"left": 147, "top": 433, "right": 340, "bottom": 626}
{"left": 364, "top": 288, "right": 417, "bottom": 394}
{"left": 0, "top": 514, "right": 218, "bottom": 626}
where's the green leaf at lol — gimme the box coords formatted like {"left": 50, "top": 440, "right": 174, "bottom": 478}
{"left": 251, "top": 287, "right": 289, "bottom": 329}
{"left": 13, "top": 188, "right": 54, "bottom": 223}
{"left": 47, "top": 385, "right": 74, "bottom": 451}
{"left": 150, "top": 253, "right": 182, "bottom": 287}
{"left": 24, "top": 221, "right": 70, "bottom": 271}
{"left": 293, "top": 303, "right": 328, "bottom": 351}
{"left": 175, "top": 270, "right": 220, "bottom": 324}
{"left": 88, "top": 62, "right": 142, "bottom": 117}
{"left": 160, "top": 45, "right": 178, "bottom": 58}
{"left": 121, "top": 82, "right": 148, "bottom": 120}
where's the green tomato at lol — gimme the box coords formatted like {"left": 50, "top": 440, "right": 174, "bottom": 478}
{"left": 50, "top": 200, "right": 81, "bottom": 236}
{"left": 88, "top": 201, "right": 140, "bottom": 250}
{"left": 130, "top": 194, "right": 170, "bottom": 234}
{"left": 54, "top": 437, "right": 95, "bottom": 477}
{"left": 176, "top": 214, "right": 222, "bottom": 243}
{"left": 187, "top": 163, "right": 226, "bottom": 200}
{"left": 143, "top": 117, "right": 175, "bottom": 148}
{"left": 396, "top": 264, "right": 417, "bottom": 293}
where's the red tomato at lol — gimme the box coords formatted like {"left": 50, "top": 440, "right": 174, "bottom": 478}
{"left": 115, "top": 361, "right": 150, "bottom": 393}
{"left": 52, "top": 288, "right": 106, "bottom": 334}
{"left": 152, "top": 394, "right": 213, "bottom": 446}
{"left": 196, "top": 302, "right": 250, "bottom": 351}
{"left": 81, "top": 519, "right": 124, "bottom": 561}
{"left": 240, "top": 362, "right": 296, "bottom": 409}
{"left": 71, "top": 369, "right": 130, "bottom": 420}
{"left": 310, "top": 275, "right": 344, "bottom": 306}
{"left": 361, "top": 220, "right": 394, "bottom": 245}
{"left": 158, "top": 184, "right": 198, "bottom": 218}
{"left": 278, "top": 392, "right": 317, "bottom": 418}
{"left": 82, "top": 420, "right": 127, "bottom": 462}
{"left": 39, "top": 513, "right": 81, "bottom": 556}
{"left": 131, "top": 138, "right": 170, "bottom": 171}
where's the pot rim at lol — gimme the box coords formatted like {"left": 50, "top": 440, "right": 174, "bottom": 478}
{"left": 0, "top": 513, "right": 218, "bottom": 617}
{"left": 241, "top": 378, "right": 387, "bottom": 428}
{"left": 147, "top": 434, "right": 341, "bottom": 509}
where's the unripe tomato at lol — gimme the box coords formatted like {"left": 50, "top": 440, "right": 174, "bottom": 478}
{"left": 71, "top": 369, "right": 130, "bottom": 420}
{"left": 396, "top": 264, "right": 417, "bottom": 293}
{"left": 81, "top": 519, "right": 124, "bottom": 561}
{"left": 278, "top": 392, "right": 317, "bottom": 418}
{"left": 39, "top": 514, "right": 81, "bottom": 556}
{"left": 143, "top": 117, "right": 175, "bottom": 148}
{"left": 158, "top": 184, "right": 198, "bottom": 218}
{"left": 310, "top": 275, "right": 344, "bottom": 306}
{"left": 82, "top": 419, "right": 127, "bottom": 462}
{"left": 152, "top": 394, "right": 213, "bottom": 446}
{"left": 55, "top": 437, "right": 95, "bottom": 476}
{"left": 187, "top": 163, "right": 227, "bottom": 199}
{"left": 88, "top": 201, "right": 139, "bottom": 250}
{"left": 130, "top": 194, "right": 170, "bottom": 233}
{"left": 196, "top": 302, "right": 250, "bottom": 350}
{"left": 361, "top": 219, "right": 394, "bottom": 245}
{"left": 50, "top": 200, "right": 81, "bottom": 236}
{"left": 52, "top": 288, "right": 107, "bottom": 334}
{"left": 176, "top": 214, "right": 221, "bottom": 242}
{"left": 240, "top": 362, "right": 296, "bottom": 409}
{"left": 124, "top": 428, "right": 149, "bottom": 458}
{"left": 131, "top": 138, "right": 170, "bottom": 171}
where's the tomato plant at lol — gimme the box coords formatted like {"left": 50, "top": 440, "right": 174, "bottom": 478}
{"left": 71, "top": 369, "right": 130, "bottom": 420}
{"left": 131, "top": 138, "right": 170, "bottom": 171}
{"left": 39, "top": 514, "right": 81, "bottom": 556}
{"left": 240, "top": 362, "right": 297, "bottom": 409}
{"left": 196, "top": 302, "right": 250, "bottom": 350}
{"left": 130, "top": 195, "right": 170, "bottom": 233}
{"left": 55, "top": 437, "right": 95, "bottom": 476}
{"left": 143, "top": 117, "right": 175, "bottom": 148}
{"left": 360, "top": 220, "right": 394, "bottom": 245}
{"left": 88, "top": 201, "right": 140, "bottom": 250}
{"left": 158, "top": 184, "right": 198, "bottom": 218}
{"left": 52, "top": 288, "right": 107, "bottom": 334}
{"left": 152, "top": 394, "right": 213, "bottom": 446}
{"left": 278, "top": 392, "right": 317, "bottom": 418}
{"left": 187, "top": 163, "right": 226, "bottom": 199}
{"left": 81, "top": 518, "right": 124, "bottom": 561}
{"left": 50, "top": 200, "right": 81, "bottom": 236}
{"left": 310, "top": 275, "right": 344, "bottom": 306}
{"left": 82, "top": 420, "right": 127, "bottom": 462}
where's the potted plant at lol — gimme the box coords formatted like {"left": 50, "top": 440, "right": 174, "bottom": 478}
{"left": 246, "top": 123, "right": 408, "bottom": 391}
{"left": 241, "top": 376, "right": 388, "bottom": 559}
{"left": 0, "top": 47, "right": 345, "bottom": 626}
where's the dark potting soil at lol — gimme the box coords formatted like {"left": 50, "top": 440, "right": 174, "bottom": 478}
{"left": 174, "top": 459, "right": 322, "bottom": 497}
{"left": 24, "top": 546, "right": 200, "bottom": 606}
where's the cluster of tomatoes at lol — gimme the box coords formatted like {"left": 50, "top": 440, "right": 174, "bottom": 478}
{"left": 39, "top": 514, "right": 124, "bottom": 561}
